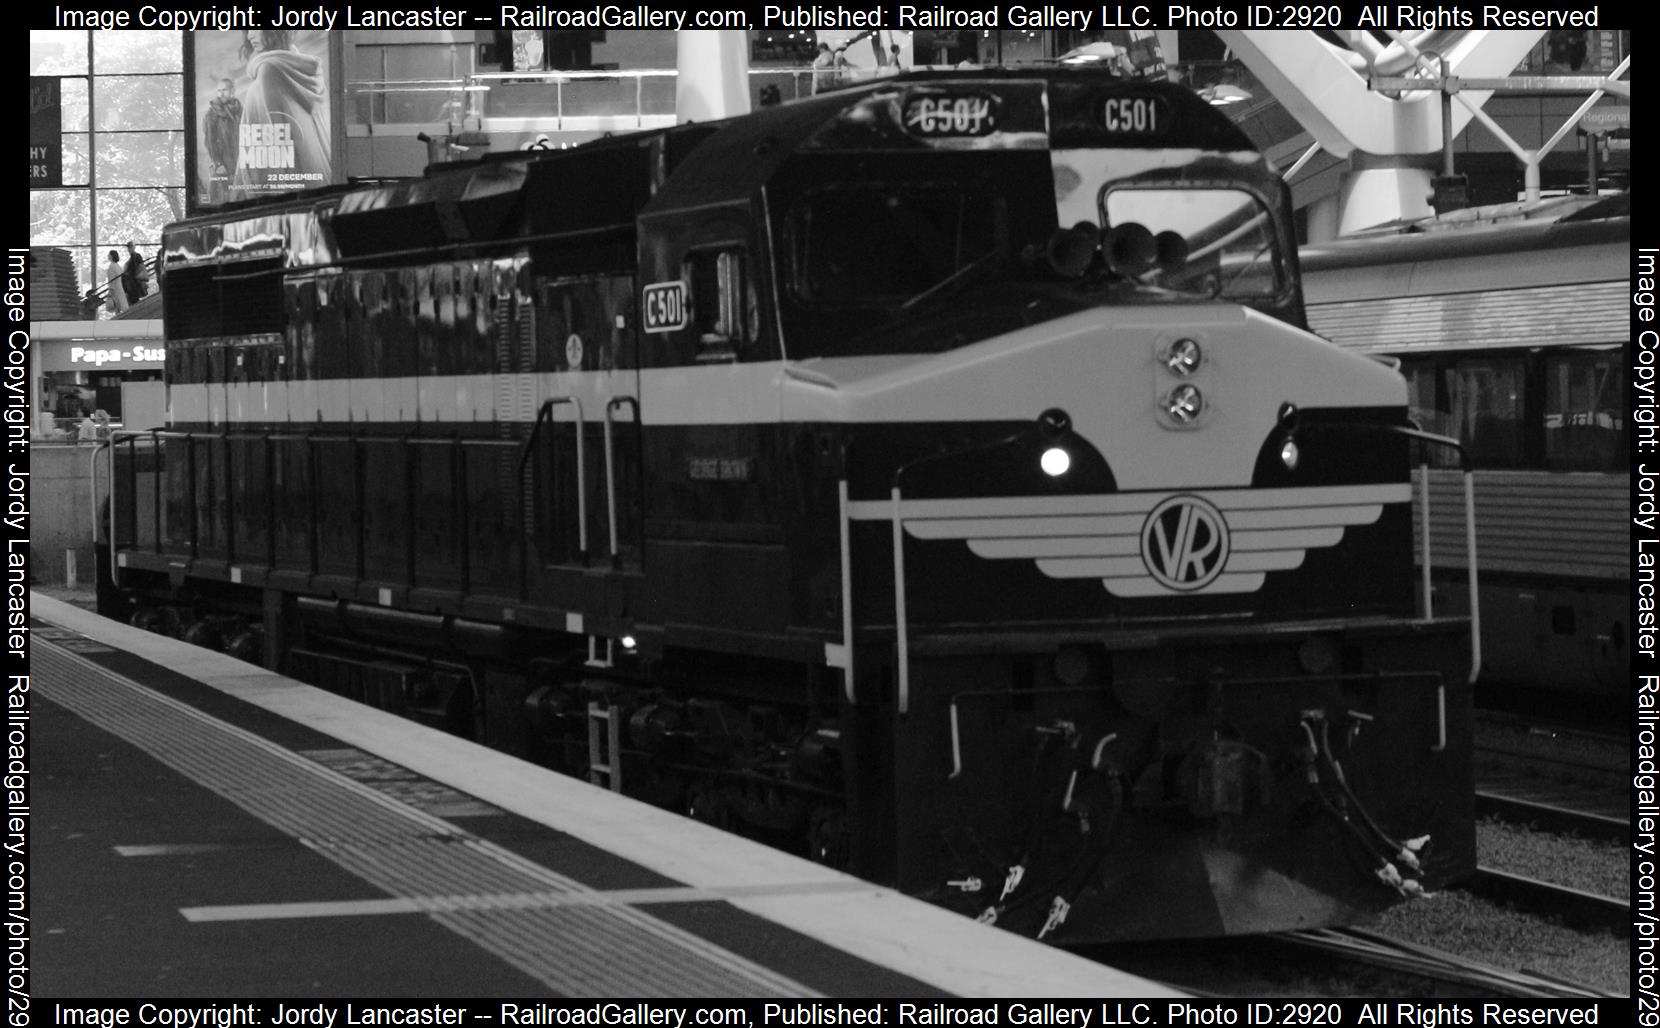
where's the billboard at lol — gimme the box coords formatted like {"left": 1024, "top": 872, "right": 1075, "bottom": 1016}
{"left": 29, "top": 77, "right": 62, "bottom": 188}
{"left": 186, "top": 30, "right": 340, "bottom": 210}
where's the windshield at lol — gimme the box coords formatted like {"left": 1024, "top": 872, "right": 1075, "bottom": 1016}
{"left": 789, "top": 185, "right": 1005, "bottom": 308}
{"left": 1102, "top": 186, "right": 1283, "bottom": 299}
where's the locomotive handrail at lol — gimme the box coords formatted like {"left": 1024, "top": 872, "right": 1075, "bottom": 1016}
{"left": 518, "top": 397, "right": 587, "bottom": 595}
{"left": 602, "top": 396, "right": 638, "bottom": 567}
{"left": 103, "top": 429, "right": 165, "bottom": 583}
{"left": 887, "top": 431, "right": 1031, "bottom": 715}
{"left": 833, "top": 477, "right": 855, "bottom": 705}
{"left": 89, "top": 438, "right": 110, "bottom": 546}
{"left": 90, "top": 437, "right": 112, "bottom": 584}
{"left": 1376, "top": 424, "right": 1480, "bottom": 687}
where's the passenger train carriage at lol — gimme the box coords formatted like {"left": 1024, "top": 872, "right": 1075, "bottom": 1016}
{"left": 1301, "top": 201, "right": 1628, "bottom": 701}
{"left": 101, "top": 69, "right": 1477, "bottom": 942}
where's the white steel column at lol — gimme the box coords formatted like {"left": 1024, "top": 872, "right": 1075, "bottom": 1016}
{"left": 1220, "top": 30, "right": 1543, "bottom": 232}
{"left": 676, "top": 32, "right": 751, "bottom": 123}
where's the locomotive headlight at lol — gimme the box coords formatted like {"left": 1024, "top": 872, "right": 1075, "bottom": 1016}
{"left": 1163, "top": 337, "right": 1202, "bottom": 376}
{"left": 621, "top": 634, "right": 637, "bottom": 651}
{"left": 1280, "top": 438, "right": 1300, "bottom": 470}
{"left": 1163, "top": 384, "right": 1204, "bottom": 424}
{"left": 1040, "top": 447, "right": 1071, "bottom": 477}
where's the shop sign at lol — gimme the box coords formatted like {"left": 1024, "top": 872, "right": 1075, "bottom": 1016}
{"left": 69, "top": 345, "right": 165, "bottom": 368}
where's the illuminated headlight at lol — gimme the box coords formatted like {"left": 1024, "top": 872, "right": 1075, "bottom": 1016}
{"left": 1164, "top": 384, "right": 1204, "bottom": 424}
{"left": 621, "top": 635, "right": 637, "bottom": 650}
{"left": 1280, "top": 438, "right": 1300, "bottom": 470}
{"left": 1163, "top": 338, "right": 1202, "bottom": 376}
{"left": 1040, "top": 447, "right": 1071, "bottom": 477}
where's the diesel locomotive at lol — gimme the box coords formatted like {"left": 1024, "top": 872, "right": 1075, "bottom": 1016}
{"left": 99, "top": 67, "right": 1478, "bottom": 942}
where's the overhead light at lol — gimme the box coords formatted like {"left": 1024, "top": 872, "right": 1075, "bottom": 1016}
{"left": 1198, "top": 84, "right": 1253, "bottom": 106}
{"left": 1059, "top": 42, "right": 1129, "bottom": 69}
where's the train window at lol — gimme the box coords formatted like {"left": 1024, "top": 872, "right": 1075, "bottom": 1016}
{"left": 686, "top": 248, "right": 757, "bottom": 360}
{"left": 1543, "top": 348, "right": 1623, "bottom": 471}
{"left": 1101, "top": 187, "right": 1281, "bottom": 299}
{"left": 1444, "top": 357, "right": 1526, "bottom": 469}
{"left": 789, "top": 186, "right": 1002, "bottom": 308}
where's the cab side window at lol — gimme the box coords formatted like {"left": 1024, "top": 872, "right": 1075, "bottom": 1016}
{"left": 686, "top": 248, "right": 757, "bottom": 362}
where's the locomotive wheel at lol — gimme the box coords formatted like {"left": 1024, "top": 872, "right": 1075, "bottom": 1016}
{"left": 685, "top": 779, "right": 730, "bottom": 830}
{"left": 182, "top": 619, "right": 223, "bottom": 651}
{"left": 806, "top": 805, "right": 849, "bottom": 869}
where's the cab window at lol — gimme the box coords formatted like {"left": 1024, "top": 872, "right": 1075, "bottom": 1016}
{"left": 686, "top": 247, "right": 757, "bottom": 361}
{"left": 788, "top": 185, "right": 1003, "bottom": 308}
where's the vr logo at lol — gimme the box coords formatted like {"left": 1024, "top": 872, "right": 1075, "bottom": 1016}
{"left": 1141, "top": 494, "right": 1229, "bottom": 591}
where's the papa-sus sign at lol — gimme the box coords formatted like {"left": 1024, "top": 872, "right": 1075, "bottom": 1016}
{"left": 186, "top": 30, "right": 342, "bottom": 211}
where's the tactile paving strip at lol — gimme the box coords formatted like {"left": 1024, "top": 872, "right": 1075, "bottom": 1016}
{"left": 35, "top": 638, "right": 817, "bottom": 997}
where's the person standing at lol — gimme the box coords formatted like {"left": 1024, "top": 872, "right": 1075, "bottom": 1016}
{"left": 122, "top": 242, "right": 149, "bottom": 305}
{"left": 105, "top": 249, "right": 128, "bottom": 314}
{"left": 812, "top": 43, "right": 837, "bottom": 94}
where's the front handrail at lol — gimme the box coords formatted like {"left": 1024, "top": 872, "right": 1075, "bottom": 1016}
{"left": 91, "top": 438, "right": 112, "bottom": 583}
{"left": 517, "top": 397, "right": 587, "bottom": 596}
{"left": 103, "top": 429, "right": 165, "bottom": 583}
{"left": 602, "top": 396, "right": 638, "bottom": 566}
{"left": 886, "top": 431, "right": 1030, "bottom": 716}
{"left": 1378, "top": 425, "right": 1481, "bottom": 686}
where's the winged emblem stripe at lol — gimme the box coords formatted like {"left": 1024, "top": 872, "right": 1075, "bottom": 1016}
{"left": 964, "top": 523, "right": 1347, "bottom": 561}
{"left": 849, "top": 482, "right": 1407, "bottom": 598}
{"left": 845, "top": 483, "right": 1409, "bottom": 522}
{"left": 914, "top": 514, "right": 1144, "bottom": 540}
{"left": 1230, "top": 526, "right": 1345, "bottom": 551}
{"left": 1104, "top": 572, "right": 1267, "bottom": 597}
{"left": 1038, "top": 556, "right": 1152, "bottom": 578}
{"left": 1226, "top": 504, "right": 1388, "bottom": 530}
{"left": 969, "top": 536, "right": 1141, "bottom": 559}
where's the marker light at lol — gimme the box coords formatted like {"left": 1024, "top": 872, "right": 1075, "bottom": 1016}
{"left": 1040, "top": 447, "right": 1071, "bottom": 477}
{"left": 1280, "top": 438, "right": 1300, "bottom": 470}
{"left": 1164, "top": 384, "right": 1204, "bottom": 423}
{"left": 1163, "top": 338, "right": 1202, "bottom": 376}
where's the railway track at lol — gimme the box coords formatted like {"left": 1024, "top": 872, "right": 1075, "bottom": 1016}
{"left": 1465, "top": 866, "right": 1628, "bottom": 935}
{"left": 1270, "top": 927, "right": 1620, "bottom": 998}
{"left": 1074, "top": 923, "right": 1620, "bottom": 998}
{"left": 1474, "top": 790, "right": 1627, "bottom": 844}
{"left": 1473, "top": 714, "right": 1627, "bottom": 826}
{"left": 1465, "top": 713, "right": 1628, "bottom": 934}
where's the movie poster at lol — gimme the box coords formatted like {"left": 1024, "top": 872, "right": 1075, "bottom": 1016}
{"left": 188, "top": 30, "right": 337, "bottom": 209}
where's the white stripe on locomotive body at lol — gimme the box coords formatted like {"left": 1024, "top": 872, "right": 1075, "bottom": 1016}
{"left": 168, "top": 305, "right": 1398, "bottom": 476}
{"left": 176, "top": 370, "right": 646, "bottom": 427}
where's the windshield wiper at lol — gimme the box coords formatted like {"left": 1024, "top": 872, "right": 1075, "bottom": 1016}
{"left": 1210, "top": 241, "right": 1276, "bottom": 299}
{"left": 898, "top": 248, "right": 1002, "bottom": 312}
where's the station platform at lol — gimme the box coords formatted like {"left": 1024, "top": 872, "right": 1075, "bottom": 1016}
{"left": 28, "top": 593, "right": 1180, "bottom": 998}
